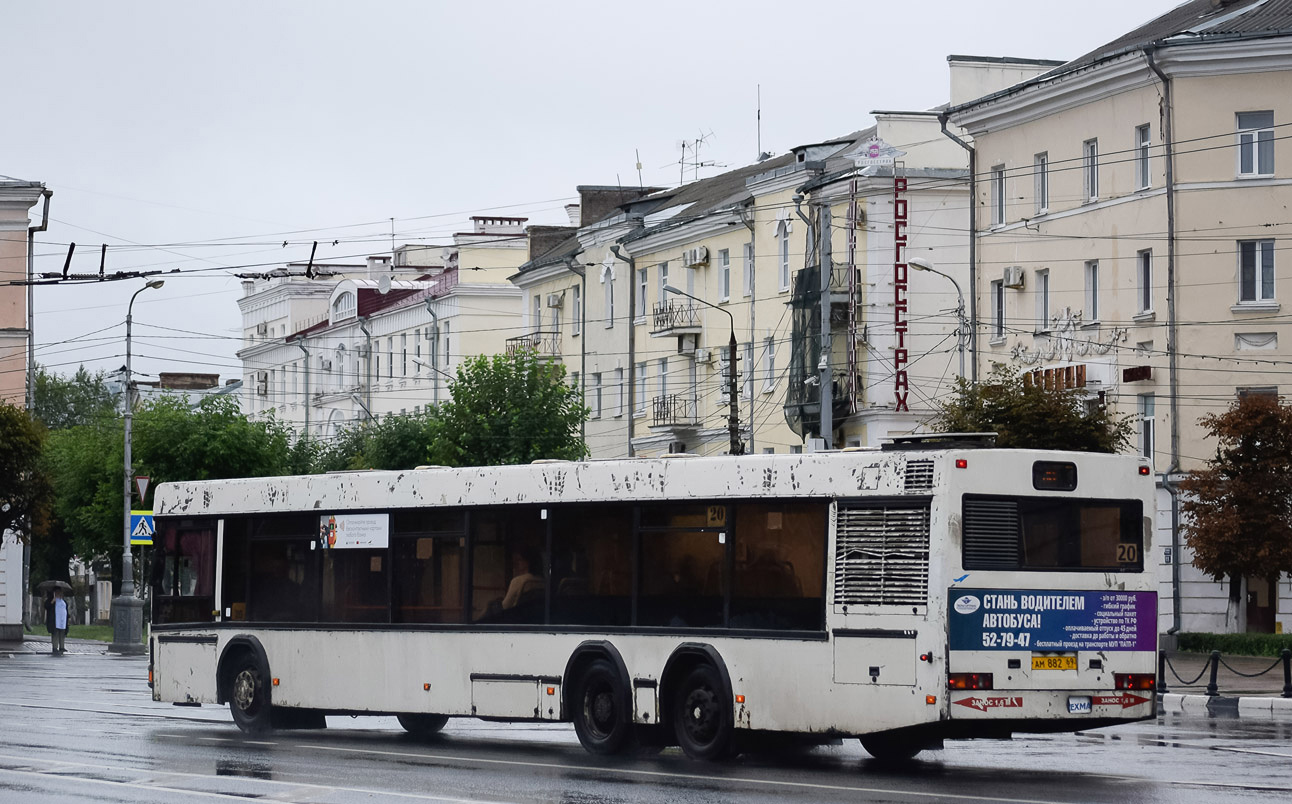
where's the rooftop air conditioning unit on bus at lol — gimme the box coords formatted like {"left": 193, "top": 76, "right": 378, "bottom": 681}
{"left": 1003, "top": 266, "right": 1025, "bottom": 289}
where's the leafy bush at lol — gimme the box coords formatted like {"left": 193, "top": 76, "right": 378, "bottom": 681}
{"left": 1176, "top": 632, "right": 1292, "bottom": 657}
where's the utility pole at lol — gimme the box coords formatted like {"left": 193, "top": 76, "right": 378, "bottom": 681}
{"left": 818, "top": 204, "right": 833, "bottom": 449}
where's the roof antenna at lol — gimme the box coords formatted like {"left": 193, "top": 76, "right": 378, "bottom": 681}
{"left": 635, "top": 149, "right": 643, "bottom": 188}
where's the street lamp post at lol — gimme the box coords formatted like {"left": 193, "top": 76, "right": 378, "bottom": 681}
{"left": 110, "top": 279, "right": 163, "bottom": 655}
{"left": 908, "top": 258, "right": 966, "bottom": 380}
{"left": 663, "top": 284, "right": 744, "bottom": 455}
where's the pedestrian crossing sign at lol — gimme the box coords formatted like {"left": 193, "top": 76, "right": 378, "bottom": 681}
{"left": 130, "top": 510, "right": 155, "bottom": 545}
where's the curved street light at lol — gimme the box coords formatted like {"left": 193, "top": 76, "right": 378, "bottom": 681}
{"left": 908, "top": 258, "right": 966, "bottom": 380}
{"left": 662, "top": 284, "right": 743, "bottom": 455}
{"left": 112, "top": 278, "right": 163, "bottom": 654}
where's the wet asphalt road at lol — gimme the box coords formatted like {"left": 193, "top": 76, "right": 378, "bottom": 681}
{"left": 2, "top": 645, "right": 1291, "bottom": 803}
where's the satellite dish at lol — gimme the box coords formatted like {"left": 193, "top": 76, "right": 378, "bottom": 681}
{"left": 377, "top": 274, "right": 391, "bottom": 294}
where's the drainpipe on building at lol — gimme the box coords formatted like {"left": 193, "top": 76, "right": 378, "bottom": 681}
{"left": 359, "top": 317, "right": 374, "bottom": 421}
{"left": 1145, "top": 44, "right": 1182, "bottom": 636}
{"left": 23, "top": 188, "right": 51, "bottom": 630}
{"left": 564, "top": 257, "right": 588, "bottom": 449}
{"left": 422, "top": 301, "right": 440, "bottom": 407}
{"left": 937, "top": 113, "right": 977, "bottom": 385}
{"left": 609, "top": 245, "right": 635, "bottom": 457}
{"left": 736, "top": 204, "right": 756, "bottom": 453}
{"left": 296, "top": 340, "right": 311, "bottom": 438}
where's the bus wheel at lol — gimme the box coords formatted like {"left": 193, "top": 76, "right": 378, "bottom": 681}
{"left": 572, "top": 659, "right": 631, "bottom": 755}
{"left": 228, "top": 655, "right": 272, "bottom": 734}
{"left": 672, "top": 664, "right": 733, "bottom": 760}
{"left": 397, "top": 714, "right": 449, "bottom": 736}
{"left": 860, "top": 735, "right": 924, "bottom": 762}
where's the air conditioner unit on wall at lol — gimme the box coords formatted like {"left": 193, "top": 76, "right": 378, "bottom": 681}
{"left": 547, "top": 292, "right": 565, "bottom": 308}
{"left": 683, "top": 245, "right": 709, "bottom": 268}
{"left": 1003, "top": 266, "right": 1025, "bottom": 289}
{"left": 320, "top": 359, "right": 333, "bottom": 371}
{"left": 256, "top": 322, "right": 268, "bottom": 335}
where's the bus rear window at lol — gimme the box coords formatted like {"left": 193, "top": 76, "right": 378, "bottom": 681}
{"left": 962, "top": 496, "right": 1143, "bottom": 572}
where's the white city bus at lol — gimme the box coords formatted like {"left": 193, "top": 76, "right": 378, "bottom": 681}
{"left": 148, "top": 436, "right": 1158, "bottom": 760}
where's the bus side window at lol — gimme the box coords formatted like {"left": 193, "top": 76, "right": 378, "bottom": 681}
{"left": 731, "top": 502, "right": 826, "bottom": 631}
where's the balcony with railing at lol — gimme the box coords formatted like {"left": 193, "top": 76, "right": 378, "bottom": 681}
{"left": 649, "top": 300, "right": 702, "bottom": 337}
{"left": 505, "top": 330, "right": 562, "bottom": 358}
{"left": 650, "top": 394, "right": 701, "bottom": 430}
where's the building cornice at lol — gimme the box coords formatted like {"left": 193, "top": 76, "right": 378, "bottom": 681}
{"left": 951, "top": 53, "right": 1157, "bottom": 135}
{"left": 623, "top": 209, "right": 744, "bottom": 257}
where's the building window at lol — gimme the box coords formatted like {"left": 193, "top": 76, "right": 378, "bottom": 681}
{"left": 635, "top": 362, "right": 647, "bottom": 414}
{"left": 658, "top": 357, "right": 668, "bottom": 400}
{"left": 1083, "top": 139, "right": 1099, "bottom": 202}
{"left": 990, "top": 164, "right": 1006, "bottom": 226}
{"left": 1034, "top": 153, "right": 1049, "bottom": 214}
{"left": 571, "top": 284, "right": 581, "bottom": 336}
{"left": 762, "top": 335, "right": 776, "bottom": 392}
{"left": 1084, "top": 261, "right": 1099, "bottom": 322}
{"left": 1239, "top": 239, "right": 1275, "bottom": 302}
{"left": 591, "top": 373, "right": 602, "bottom": 419}
{"left": 331, "top": 291, "right": 357, "bottom": 322}
{"left": 387, "top": 338, "right": 394, "bottom": 380}
{"left": 1138, "top": 394, "right": 1155, "bottom": 469}
{"left": 442, "top": 322, "right": 450, "bottom": 370}
{"left": 1237, "top": 111, "right": 1274, "bottom": 177}
{"left": 414, "top": 329, "right": 422, "bottom": 374}
{"left": 1035, "top": 269, "right": 1050, "bottom": 332}
{"left": 990, "top": 279, "right": 1005, "bottom": 341}
{"left": 400, "top": 333, "right": 408, "bottom": 377}
{"left": 614, "top": 368, "right": 624, "bottom": 417}
{"left": 636, "top": 267, "right": 648, "bottom": 319}
{"left": 604, "top": 272, "right": 615, "bottom": 328}
{"left": 719, "top": 249, "right": 731, "bottom": 302}
{"left": 1137, "top": 250, "right": 1153, "bottom": 314}
{"left": 743, "top": 242, "right": 753, "bottom": 297}
{"left": 1135, "top": 124, "right": 1151, "bottom": 190}
{"left": 777, "top": 221, "right": 791, "bottom": 291}
{"left": 658, "top": 262, "right": 669, "bottom": 303}
{"left": 742, "top": 341, "right": 753, "bottom": 399}
{"left": 532, "top": 294, "right": 542, "bottom": 330}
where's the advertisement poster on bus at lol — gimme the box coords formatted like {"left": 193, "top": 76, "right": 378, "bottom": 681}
{"left": 948, "top": 589, "right": 1156, "bottom": 651}
{"left": 318, "top": 513, "right": 390, "bottom": 550}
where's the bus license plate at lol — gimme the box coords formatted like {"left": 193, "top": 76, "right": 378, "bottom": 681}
{"left": 1032, "top": 654, "right": 1077, "bottom": 671}
{"left": 1068, "top": 696, "right": 1092, "bottom": 714}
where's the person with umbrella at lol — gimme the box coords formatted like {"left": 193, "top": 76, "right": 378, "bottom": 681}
{"left": 39, "top": 581, "right": 71, "bottom": 655}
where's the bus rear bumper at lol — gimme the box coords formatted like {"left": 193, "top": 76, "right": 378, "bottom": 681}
{"left": 945, "top": 689, "right": 1155, "bottom": 723}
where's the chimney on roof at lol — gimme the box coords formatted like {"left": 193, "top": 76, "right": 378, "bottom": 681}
{"left": 526, "top": 225, "right": 577, "bottom": 261}
{"left": 367, "top": 255, "right": 390, "bottom": 279}
{"left": 565, "top": 204, "right": 581, "bottom": 227}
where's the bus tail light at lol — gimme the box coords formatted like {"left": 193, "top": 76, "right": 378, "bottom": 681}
{"left": 1115, "top": 673, "right": 1155, "bottom": 691}
{"left": 1138, "top": 466, "right": 1151, "bottom": 476}
{"left": 947, "top": 673, "right": 993, "bottom": 690}
{"left": 955, "top": 459, "right": 968, "bottom": 469}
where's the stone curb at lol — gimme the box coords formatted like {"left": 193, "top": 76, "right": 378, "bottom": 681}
{"left": 1158, "top": 692, "right": 1292, "bottom": 717}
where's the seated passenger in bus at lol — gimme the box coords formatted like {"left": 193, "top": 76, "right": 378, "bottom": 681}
{"left": 501, "top": 548, "right": 544, "bottom": 610}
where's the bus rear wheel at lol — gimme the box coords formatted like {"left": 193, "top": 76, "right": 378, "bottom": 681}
{"left": 672, "top": 664, "right": 733, "bottom": 760}
{"left": 228, "top": 655, "right": 272, "bottom": 734}
{"left": 397, "top": 714, "right": 449, "bottom": 736}
{"left": 572, "top": 659, "right": 631, "bottom": 755}
{"left": 860, "top": 735, "right": 926, "bottom": 762}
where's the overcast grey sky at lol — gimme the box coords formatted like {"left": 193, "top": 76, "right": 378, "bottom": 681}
{"left": 5, "top": 0, "right": 1182, "bottom": 385}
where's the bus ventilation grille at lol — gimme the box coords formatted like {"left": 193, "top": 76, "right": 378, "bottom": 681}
{"left": 834, "top": 503, "right": 930, "bottom": 607}
{"left": 904, "top": 460, "right": 935, "bottom": 492}
{"left": 962, "top": 498, "right": 1021, "bottom": 569}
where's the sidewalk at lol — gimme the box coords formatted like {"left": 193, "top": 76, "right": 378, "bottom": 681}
{"left": 1158, "top": 650, "right": 1292, "bottom": 718}
{"left": 0, "top": 635, "right": 111, "bottom": 656}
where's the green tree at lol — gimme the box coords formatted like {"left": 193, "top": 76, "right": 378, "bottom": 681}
{"left": 0, "top": 402, "right": 49, "bottom": 541}
{"left": 1181, "top": 393, "right": 1292, "bottom": 616}
{"left": 132, "top": 395, "right": 294, "bottom": 487}
{"left": 427, "top": 349, "right": 588, "bottom": 467}
{"left": 43, "top": 415, "right": 122, "bottom": 568}
{"left": 313, "top": 412, "right": 440, "bottom": 472}
{"left": 32, "top": 364, "right": 115, "bottom": 430}
{"left": 928, "top": 363, "right": 1133, "bottom": 453}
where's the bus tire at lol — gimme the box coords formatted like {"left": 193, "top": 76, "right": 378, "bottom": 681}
{"left": 397, "top": 714, "right": 449, "bottom": 735}
{"left": 228, "top": 653, "right": 272, "bottom": 734}
{"left": 860, "top": 735, "right": 924, "bottom": 762}
{"left": 672, "top": 663, "right": 733, "bottom": 760}
{"left": 572, "top": 659, "right": 631, "bottom": 755}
